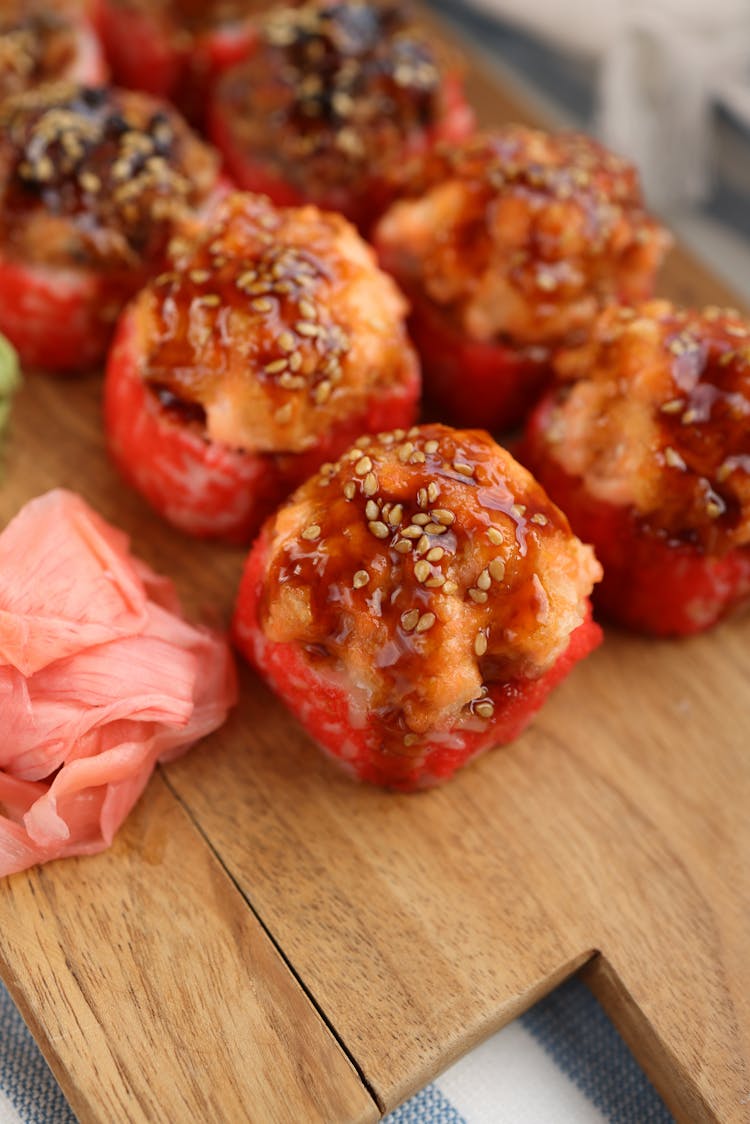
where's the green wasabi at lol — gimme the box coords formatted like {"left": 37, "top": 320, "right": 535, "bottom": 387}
{"left": 0, "top": 334, "right": 21, "bottom": 442}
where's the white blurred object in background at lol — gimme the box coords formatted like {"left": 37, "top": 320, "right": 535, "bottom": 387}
{"left": 464, "top": 0, "right": 750, "bottom": 206}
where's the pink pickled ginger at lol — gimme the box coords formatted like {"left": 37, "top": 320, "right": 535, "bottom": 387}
{"left": 0, "top": 490, "right": 236, "bottom": 876}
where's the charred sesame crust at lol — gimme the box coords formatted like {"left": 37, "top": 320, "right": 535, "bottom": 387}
{"left": 258, "top": 424, "right": 600, "bottom": 735}
{"left": 0, "top": 83, "right": 218, "bottom": 270}
{"left": 543, "top": 301, "right": 750, "bottom": 553}
{"left": 137, "top": 193, "right": 417, "bottom": 452}
{"left": 215, "top": 1, "right": 456, "bottom": 193}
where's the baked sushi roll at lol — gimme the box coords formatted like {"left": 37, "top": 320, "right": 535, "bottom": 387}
{"left": 104, "top": 191, "right": 421, "bottom": 543}
{"left": 208, "top": 0, "right": 474, "bottom": 233}
{"left": 94, "top": 0, "right": 266, "bottom": 125}
{"left": 0, "top": 0, "right": 106, "bottom": 101}
{"left": 373, "top": 128, "right": 671, "bottom": 431}
{"left": 523, "top": 301, "right": 750, "bottom": 636}
{"left": 234, "top": 423, "right": 602, "bottom": 790}
{"left": 0, "top": 83, "right": 222, "bottom": 374}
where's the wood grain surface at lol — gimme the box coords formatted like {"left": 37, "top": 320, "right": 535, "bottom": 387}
{"left": 0, "top": 14, "right": 749, "bottom": 1124}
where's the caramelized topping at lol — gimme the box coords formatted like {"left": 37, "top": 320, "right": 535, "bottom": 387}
{"left": 545, "top": 301, "right": 750, "bottom": 551}
{"left": 138, "top": 192, "right": 416, "bottom": 451}
{"left": 374, "top": 127, "right": 670, "bottom": 345}
{"left": 216, "top": 1, "right": 454, "bottom": 192}
{"left": 260, "top": 424, "right": 600, "bottom": 734}
{"left": 0, "top": 83, "right": 219, "bottom": 269}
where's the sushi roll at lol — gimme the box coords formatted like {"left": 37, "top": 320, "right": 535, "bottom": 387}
{"left": 104, "top": 191, "right": 421, "bottom": 543}
{"left": 0, "top": 83, "right": 222, "bottom": 374}
{"left": 373, "top": 128, "right": 671, "bottom": 431}
{"left": 0, "top": 0, "right": 107, "bottom": 101}
{"left": 523, "top": 301, "right": 750, "bottom": 636}
{"left": 208, "top": 0, "right": 474, "bottom": 233}
{"left": 233, "top": 423, "right": 602, "bottom": 790}
{"left": 93, "top": 0, "right": 265, "bottom": 125}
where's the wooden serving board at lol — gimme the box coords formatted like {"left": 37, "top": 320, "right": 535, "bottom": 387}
{"left": 1, "top": 22, "right": 749, "bottom": 1124}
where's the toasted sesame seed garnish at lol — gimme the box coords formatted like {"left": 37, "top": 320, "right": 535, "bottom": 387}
{"left": 275, "top": 402, "right": 293, "bottom": 423}
{"left": 401, "top": 608, "right": 420, "bottom": 632}
{"left": 343, "top": 481, "right": 356, "bottom": 500}
{"left": 487, "top": 527, "right": 504, "bottom": 546}
{"left": 476, "top": 569, "right": 491, "bottom": 592}
{"left": 388, "top": 504, "right": 404, "bottom": 526}
{"left": 510, "top": 504, "right": 527, "bottom": 519}
{"left": 660, "top": 398, "right": 684, "bottom": 415}
{"left": 189, "top": 269, "right": 210, "bottom": 283}
{"left": 398, "top": 442, "right": 415, "bottom": 463}
{"left": 414, "top": 534, "right": 428, "bottom": 555}
{"left": 415, "top": 612, "right": 436, "bottom": 633}
{"left": 301, "top": 524, "right": 321, "bottom": 541}
{"left": 414, "top": 560, "right": 431, "bottom": 583}
{"left": 426, "top": 546, "right": 444, "bottom": 563}
{"left": 401, "top": 525, "right": 422, "bottom": 539}
{"left": 725, "top": 323, "right": 747, "bottom": 337}
{"left": 355, "top": 435, "right": 372, "bottom": 448}
{"left": 299, "top": 298, "right": 317, "bottom": 320}
{"left": 425, "top": 523, "right": 448, "bottom": 535}
{"left": 424, "top": 440, "right": 439, "bottom": 454}
{"left": 354, "top": 456, "right": 373, "bottom": 476}
{"left": 664, "top": 446, "right": 687, "bottom": 470}
{"left": 417, "top": 487, "right": 428, "bottom": 508}
{"left": 681, "top": 409, "right": 698, "bottom": 425}
{"left": 278, "top": 331, "right": 296, "bottom": 352}
{"left": 427, "top": 482, "right": 440, "bottom": 503}
{"left": 314, "top": 381, "right": 332, "bottom": 404}
{"left": 252, "top": 297, "right": 273, "bottom": 312}
{"left": 706, "top": 499, "right": 724, "bottom": 518}
{"left": 394, "top": 539, "right": 412, "bottom": 553}
{"left": 79, "top": 171, "right": 102, "bottom": 193}
{"left": 488, "top": 559, "right": 506, "bottom": 582}
{"left": 369, "top": 520, "right": 390, "bottom": 539}
{"left": 716, "top": 462, "right": 733, "bottom": 483}
{"left": 365, "top": 499, "right": 379, "bottom": 521}
{"left": 289, "top": 352, "right": 303, "bottom": 371}
{"left": 530, "top": 513, "right": 548, "bottom": 526}
{"left": 431, "top": 509, "right": 455, "bottom": 525}
{"left": 453, "top": 461, "right": 474, "bottom": 476}
{"left": 296, "top": 321, "right": 319, "bottom": 337}
{"left": 198, "top": 294, "right": 221, "bottom": 307}
{"left": 265, "top": 358, "right": 288, "bottom": 374}
{"left": 353, "top": 570, "right": 370, "bottom": 589}
{"left": 475, "top": 700, "right": 494, "bottom": 719}
{"left": 391, "top": 429, "right": 406, "bottom": 441}
{"left": 469, "top": 589, "right": 488, "bottom": 604}
{"left": 363, "top": 472, "right": 378, "bottom": 496}
{"left": 443, "top": 580, "right": 458, "bottom": 595}
{"left": 409, "top": 451, "right": 426, "bottom": 465}
{"left": 425, "top": 573, "right": 446, "bottom": 589}
{"left": 474, "top": 632, "right": 488, "bottom": 657}
{"left": 411, "top": 513, "right": 430, "bottom": 526}
{"left": 407, "top": 426, "right": 420, "bottom": 437}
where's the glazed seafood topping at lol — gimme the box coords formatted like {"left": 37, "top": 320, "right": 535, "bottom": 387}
{"left": 141, "top": 192, "right": 415, "bottom": 451}
{"left": 260, "top": 424, "right": 601, "bottom": 736}
{"left": 374, "top": 127, "right": 670, "bottom": 345}
{"left": 0, "top": 83, "right": 218, "bottom": 268}
{"left": 546, "top": 301, "right": 750, "bottom": 551}
{"left": 0, "top": 5, "right": 77, "bottom": 98}
{"left": 218, "top": 0, "right": 450, "bottom": 188}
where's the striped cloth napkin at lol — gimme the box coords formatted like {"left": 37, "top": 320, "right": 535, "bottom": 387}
{"left": 1, "top": 975, "right": 673, "bottom": 1122}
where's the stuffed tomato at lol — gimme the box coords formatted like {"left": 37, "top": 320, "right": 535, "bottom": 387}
{"left": 0, "top": 83, "right": 222, "bottom": 374}
{"left": 104, "top": 191, "right": 420, "bottom": 542}
{"left": 523, "top": 301, "right": 750, "bottom": 636}
{"left": 374, "top": 127, "right": 671, "bottom": 431}
{"left": 234, "top": 423, "right": 602, "bottom": 791}
{"left": 209, "top": 0, "right": 474, "bottom": 233}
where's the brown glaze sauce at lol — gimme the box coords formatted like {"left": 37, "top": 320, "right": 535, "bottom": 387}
{"left": 217, "top": 0, "right": 451, "bottom": 190}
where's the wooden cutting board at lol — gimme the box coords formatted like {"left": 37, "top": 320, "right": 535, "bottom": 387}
{"left": 1, "top": 19, "right": 749, "bottom": 1124}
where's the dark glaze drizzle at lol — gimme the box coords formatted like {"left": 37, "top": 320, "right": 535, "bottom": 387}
{"left": 262, "top": 423, "right": 581, "bottom": 734}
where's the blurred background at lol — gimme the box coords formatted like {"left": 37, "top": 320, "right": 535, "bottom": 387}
{"left": 427, "top": 0, "right": 750, "bottom": 301}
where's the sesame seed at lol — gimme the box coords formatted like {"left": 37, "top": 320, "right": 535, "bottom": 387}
{"left": 409, "top": 451, "right": 426, "bottom": 465}
{"left": 414, "top": 560, "right": 431, "bottom": 583}
{"left": 424, "top": 440, "right": 439, "bottom": 454}
{"left": 412, "top": 513, "right": 430, "bottom": 526}
{"left": 289, "top": 352, "right": 303, "bottom": 371}
{"left": 475, "top": 700, "right": 494, "bottom": 719}
{"left": 296, "top": 321, "right": 319, "bottom": 337}
{"left": 681, "top": 409, "right": 698, "bottom": 425}
{"left": 355, "top": 436, "right": 372, "bottom": 448}
{"left": 343, "top": 482, "right": 356, "bottom": 500}
{"left": 425, "top": 574, "right": 445, "bottom": 588}
{"left": 443, "top": 580, "right": 458, "bottom": 595}
{"left": 252, "top": 297, "right": 273, "bottom": 312}
{"left": 301, "top": 524, "right": 321, "bottom": 541}
{"left": 431, "top": 509, "right": 455, "bottom": 525}
{"left": 353, "top": 570, "right": 369, "bottom": 589}
{"left": 530, "top": 513, "right": 548, "bottom": 526}
{"left": 426, "top": 546, "right": 444, "bottom": 562}
{"left": 314, "top": 381, "right": 332, "bottom": 404}
{"left": 407, "top": 426, "right": 420, "bottom": 437}
{"left": 354, "top": 456, "right": 373, "bottom": 476}
{"left": 279, "top": 331, "right": 296, "bottom": 352}
{"left": 388, "top": 504, "right": 403, "bottom": 526}
{"left": 664, "top": 446, "right": 687, "bottom": 470}
{"left": 427, "top": 482, "right": 440, "bottom": 502}
{"left": 474, "top": 633, "right": 488, "bottom": 656}
{"left": 415, "top": 612, "right": 436, "bottom": 633}
{"left": 453, "top": 462, "right": 474, "bottom": 476}
{"left": 425, "top": 523, "right": 447, "bottom": 535}
{"left": 275, "top": 403, "right": 293, "bottom": 423}
{"left": 299, "top": 299, "right": 317, "bottom": 320}
{"left": 199, "top": 294, "right": 220, "bottom": 307}
{"left": 189, "top": 269, "right": 210, "bottom": 283}
{"left": 398, "top": 442, "right": 415, "bottom": 463}
{"left": 369, "top": 520, "right": 389, "bottom": 539}
{"left": 469, "top": 589, "right": 488, "bottom": 604}
{"left": 511, "top": 504, "right": 527, "bottom": 519}
{"left": 394, "top": 540, "right": 412, "bottom": 553}
{"left": 401, "top": 526, "right": 423, "bottom": 539}
{"left": 706, "top": 499, "right": 724, "bottom": 518}
{"left": 265, "top": 358, "right": 288, "bottom": 374}
{"left": 401, "top": 609, "right": 420, "bottom": 632}
{"left": 476, "top": 569, "right": 491, "bottom": 591}
{"left": 417, "top": 487, "right": 428, "bottom": 508}
{"left": 660, "top": 398, "right": 684, "bottom": 415}
{"left": 488, "top": 559, "right": 506, "bottom": 582}
{"left": 487, "top": 527, "right": 504, "bottom": 545}
{"left": 716, "top": 462, "right": 733, "bottom": 483}
{"left": 365, "top": 500, "right": 379, "bottom": 521}
{"left": 363, "top": 472, "right": 378, "bottom": 496}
